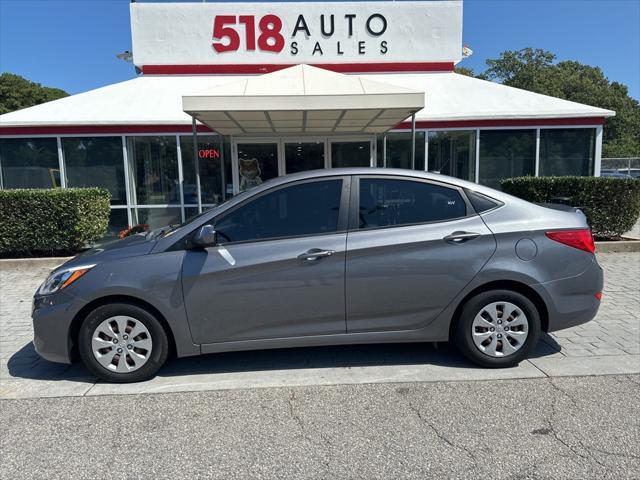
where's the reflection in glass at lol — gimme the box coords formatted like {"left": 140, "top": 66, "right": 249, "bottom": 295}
{"left": 237, "top": 143, "right": 278, "bottom": 191}
{"left": 0, "top": 138, "right": 60, "bottom": 188}
{"left": 540, "top": 128, "right": 595, "bottom": 176}
{"left": 105, "top": 208, "right": 129, "bottom": 239}
{"left": 428, "top": 130, "right": 476, "bottom": 181}
{"left": 63, "top": 137, "right": 126, "bottom": 205}
{"left": 131, "top": 207, "right": 182, "bottom": 230}
{"left": 331, "top": 141, "right": 371, "bottom": 168}
{"left": 180, "top": 135, "right": 226, "bottom": 204}
{"left": 479, "top": 130, "right": 536, "bottom": 189}
{"left": 376, "top": 132, "right": 425, "bottom": 170}
{"left": 126, "top": 136, "right": 179, "bottom": 205}
{"left": 285, "top": 142, "right": 325, "bottom": 173}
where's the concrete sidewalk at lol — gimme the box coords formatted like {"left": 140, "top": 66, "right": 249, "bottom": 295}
{"left": 1, "top": 253, "right": 638, "bottom": 400}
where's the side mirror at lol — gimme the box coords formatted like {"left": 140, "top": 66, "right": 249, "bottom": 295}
{"left": 192, "top": 224, "right": 217, "bottom": 248}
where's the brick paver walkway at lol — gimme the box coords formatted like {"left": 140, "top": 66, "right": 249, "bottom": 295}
{"left": 1, "top": 253, "right": 638, "bottom": 398}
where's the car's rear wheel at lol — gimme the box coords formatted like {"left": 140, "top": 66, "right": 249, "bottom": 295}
{"left": 454, "top": 290, "right": 541, "bottom": 367}
{"left": 78, "top": 303, "right": 168, "bottom": 383}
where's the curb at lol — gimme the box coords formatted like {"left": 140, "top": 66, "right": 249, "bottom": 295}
{"left": 596, "top": 238, "right": 640, "bottom": 253}
{"left": 0, "top": 257, "right": 72, "bottom": 270}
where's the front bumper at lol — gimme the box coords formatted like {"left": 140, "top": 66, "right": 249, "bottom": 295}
{"left": 532, "top": 256, "right": 604, "bottom": 332}
{"left": 32, "top": 291, "right": 84, "bottom": 364}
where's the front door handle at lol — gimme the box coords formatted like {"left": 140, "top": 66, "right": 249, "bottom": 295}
{"left": 444, "top": 231, "right": 481, "bottom": 244}
{"left": 297, "top": 248, "right": 335, "bottom": 261}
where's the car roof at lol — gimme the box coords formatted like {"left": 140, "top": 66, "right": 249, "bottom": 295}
{"left": 255, "top": 167, "right": 507, "bottom": 199}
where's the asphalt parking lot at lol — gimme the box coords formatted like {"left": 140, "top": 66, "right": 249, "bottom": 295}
{"left": 2, "top": 375, "right": 639, "bottom": 479}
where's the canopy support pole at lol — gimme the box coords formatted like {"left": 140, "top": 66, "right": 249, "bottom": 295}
{"left": 192, "top": 117, "right": 202, "bottom": 214}
{"left": 411, "top": 113, "right": 416, "bottom": 170}
{"left": 219, "top": 135, "right": 226, "bottom": 202}
{"left": 383, "top": 134, "right": 387, "bottom": 168}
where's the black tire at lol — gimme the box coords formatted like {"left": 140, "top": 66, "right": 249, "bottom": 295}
{"left": 78, "top": 303, "right": 169, "bottom": 383}
{"left": 454, "top": 289, "right": 541, "bottom": 368}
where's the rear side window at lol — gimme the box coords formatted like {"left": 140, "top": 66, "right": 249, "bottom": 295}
{"left": 358, "top": 178, "right": 466, "bottom": 229}
{"left": 215, "top": 180, "right": 342, "bottom": 243}
{"left": 465, "top": 189, "right": 502, "bottom": 213}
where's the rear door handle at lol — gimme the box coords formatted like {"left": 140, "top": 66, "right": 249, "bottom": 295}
{"left": 297, "top": 248, "right": 335, "bottom": 261}
{"left": 444, "top": 231, "right": 481, "bottom": 244}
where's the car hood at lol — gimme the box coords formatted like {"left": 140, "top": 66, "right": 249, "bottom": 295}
{"left": 55, "top": 234, "right": 156, "bottom": 272}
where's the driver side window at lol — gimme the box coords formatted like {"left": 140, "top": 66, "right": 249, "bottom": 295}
{"left": 215, "top": 180, "right": 343, "bottom": 243}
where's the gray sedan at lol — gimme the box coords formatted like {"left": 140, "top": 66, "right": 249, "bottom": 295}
{"left": 32, "top": 169, "right": 603, "bottom": 382}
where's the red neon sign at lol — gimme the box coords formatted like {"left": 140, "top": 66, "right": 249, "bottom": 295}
{"left": 198, "top": 148, "right": 220, "bottom": 159}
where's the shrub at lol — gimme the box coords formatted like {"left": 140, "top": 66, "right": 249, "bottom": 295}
{"left": 500, "top": 176, "right": 640, "bottom": 239}
{"left": 0, "top": 188, "right": 111, "bottom": 257}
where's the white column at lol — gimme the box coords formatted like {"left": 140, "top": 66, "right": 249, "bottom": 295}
{"left": 534, "top": 128, "right": 541, "bottom": 177}
{"left": 474, "top": 129, "right": 481, "bottom": 183}
{"left": 424, "top": 130, "right": 429, "bottom": 172}
{"left": 176, "top": 135, "right": 186, "bottom": 222}
{"left": 121, "top": 136, "right": 133, "bottom": 227}
{"left": 56, "top": 137, "right": 66, "bottom": 188}
{"left": 594, "top": 125, "right": 603, "bottom": 177}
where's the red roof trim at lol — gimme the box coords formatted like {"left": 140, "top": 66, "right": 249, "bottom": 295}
{"left": 0, "top": 117, "right": 605, "bottom": 136}
{"left": 396, "top": 117, "right": 606, "bottom": 129}
{"left": 141, "top": 62, "right": 455, "bottom": 75}
{"left": 0, "top": 124, "right": 214, "bottom": 136}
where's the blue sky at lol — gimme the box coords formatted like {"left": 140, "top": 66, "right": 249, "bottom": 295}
{"left": 1, "top": 0, "right": 638, "bottom": 99}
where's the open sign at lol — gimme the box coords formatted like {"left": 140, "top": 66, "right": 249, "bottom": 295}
{"left": 198, "top": 149, "right": 220, "bottom": 159}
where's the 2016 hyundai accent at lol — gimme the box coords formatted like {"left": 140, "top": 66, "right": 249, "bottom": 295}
{"left": 32, "top": 169, "right": 603, "bottom": 382}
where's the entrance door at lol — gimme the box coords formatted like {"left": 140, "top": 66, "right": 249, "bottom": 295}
{"left": 330, "top": 138, "right": 374, "bottom": 168}
{"left": 233, "top": 140, "right": 280, "bottom": 192}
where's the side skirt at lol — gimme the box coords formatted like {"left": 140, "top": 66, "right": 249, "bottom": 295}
{"left": 199, "top": 328, "right": 448, "bottom": 355}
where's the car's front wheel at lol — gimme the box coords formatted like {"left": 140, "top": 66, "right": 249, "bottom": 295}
{"left": 454, "top": 289, "right": 541, "bottom": 367}
{"left": 78, "top": 303, "right": 168, "bottom": 383}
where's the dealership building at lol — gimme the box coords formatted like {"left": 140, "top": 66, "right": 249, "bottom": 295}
{"left": 0, "top": 1, "right": 615, "bottom": 238}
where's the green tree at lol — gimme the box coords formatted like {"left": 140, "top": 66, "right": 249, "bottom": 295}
{"left": 480, "top": 48, "right": 640, "bottom": 157}
{"left": 0, "top": 73, "right": 69, "bottom": 115}
{"left": 454, "top": 66, "right": 476, "bottom": 77}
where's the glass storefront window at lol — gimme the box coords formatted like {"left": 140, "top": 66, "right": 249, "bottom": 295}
{"left": 330, "top": 140, "right": 371, "bottom": 167}
{"left": 539, "top": 128, "right": 595, "bottom": 176}
{"left": 131, "top": 207, "right": 182, "bottom": 230}
{"left": 126, "top": 136, "right": 179, "bottom": 205}
{"left": 180, "top": 135, "right": 225, "bottom": 205}
{"left": 479, "top": 130, "right": 536, "bottom": 189}
{"left": 105, "top": 208, "right": 130, "bottom": 239}
{"left": 284, "top": 141, "right": 325, "bottom": 173}
{"left": 0, "top": 138, "right": 60, "bottom": 188}
{"left": 376, "top": 132, "right": 426, "bottom": 170}
{"left": 428, "top": 130, "right": 476, "bottom": 181}
{"left": 63, "top": 137, "right": 126, "bottom": 205}
{"left": 236, "top": 142, "right": 279, "bottom": 191}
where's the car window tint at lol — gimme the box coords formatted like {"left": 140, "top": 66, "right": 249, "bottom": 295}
{"left": 359, "top": 178, "right": 466, "bottom": 229}
{"left": 215, "top": 180, "right": 342, "bottom": 243}
{"left": 465, "top": 189, "right": 502, "bottom": 213}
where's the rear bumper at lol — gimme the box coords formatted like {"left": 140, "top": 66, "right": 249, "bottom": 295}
{"left": 532, "top": 256, "right": 604, "bottom": 332}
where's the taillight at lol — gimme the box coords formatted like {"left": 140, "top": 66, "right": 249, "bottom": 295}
{"left": 545, "top": 229, "right": 595, "bottom": 254}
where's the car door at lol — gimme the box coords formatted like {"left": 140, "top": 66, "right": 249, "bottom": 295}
{"left": 182, "top": 177, "right": 350, "bottom": 345}
{"left": 345, "top": 176, "right": 496, "bottom": 333}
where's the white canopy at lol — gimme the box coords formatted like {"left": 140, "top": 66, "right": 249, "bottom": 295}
{"left": 182, "top": 65, "right": 425, "bottom": 135}
{"left": 0, "top": 71, "right": 614, "bottom": 129}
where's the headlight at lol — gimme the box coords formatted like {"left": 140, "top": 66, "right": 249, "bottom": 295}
{"left": 38, "top": 264, "right": 96, "bottom": 295}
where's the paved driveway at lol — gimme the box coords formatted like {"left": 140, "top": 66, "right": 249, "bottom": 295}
{"left": 1, "top": 253, "right": 638, "bottom": 399}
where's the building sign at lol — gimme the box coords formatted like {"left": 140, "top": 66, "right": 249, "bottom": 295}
{"left": 130, "top": 1, "right": 462, "bottom": 71}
